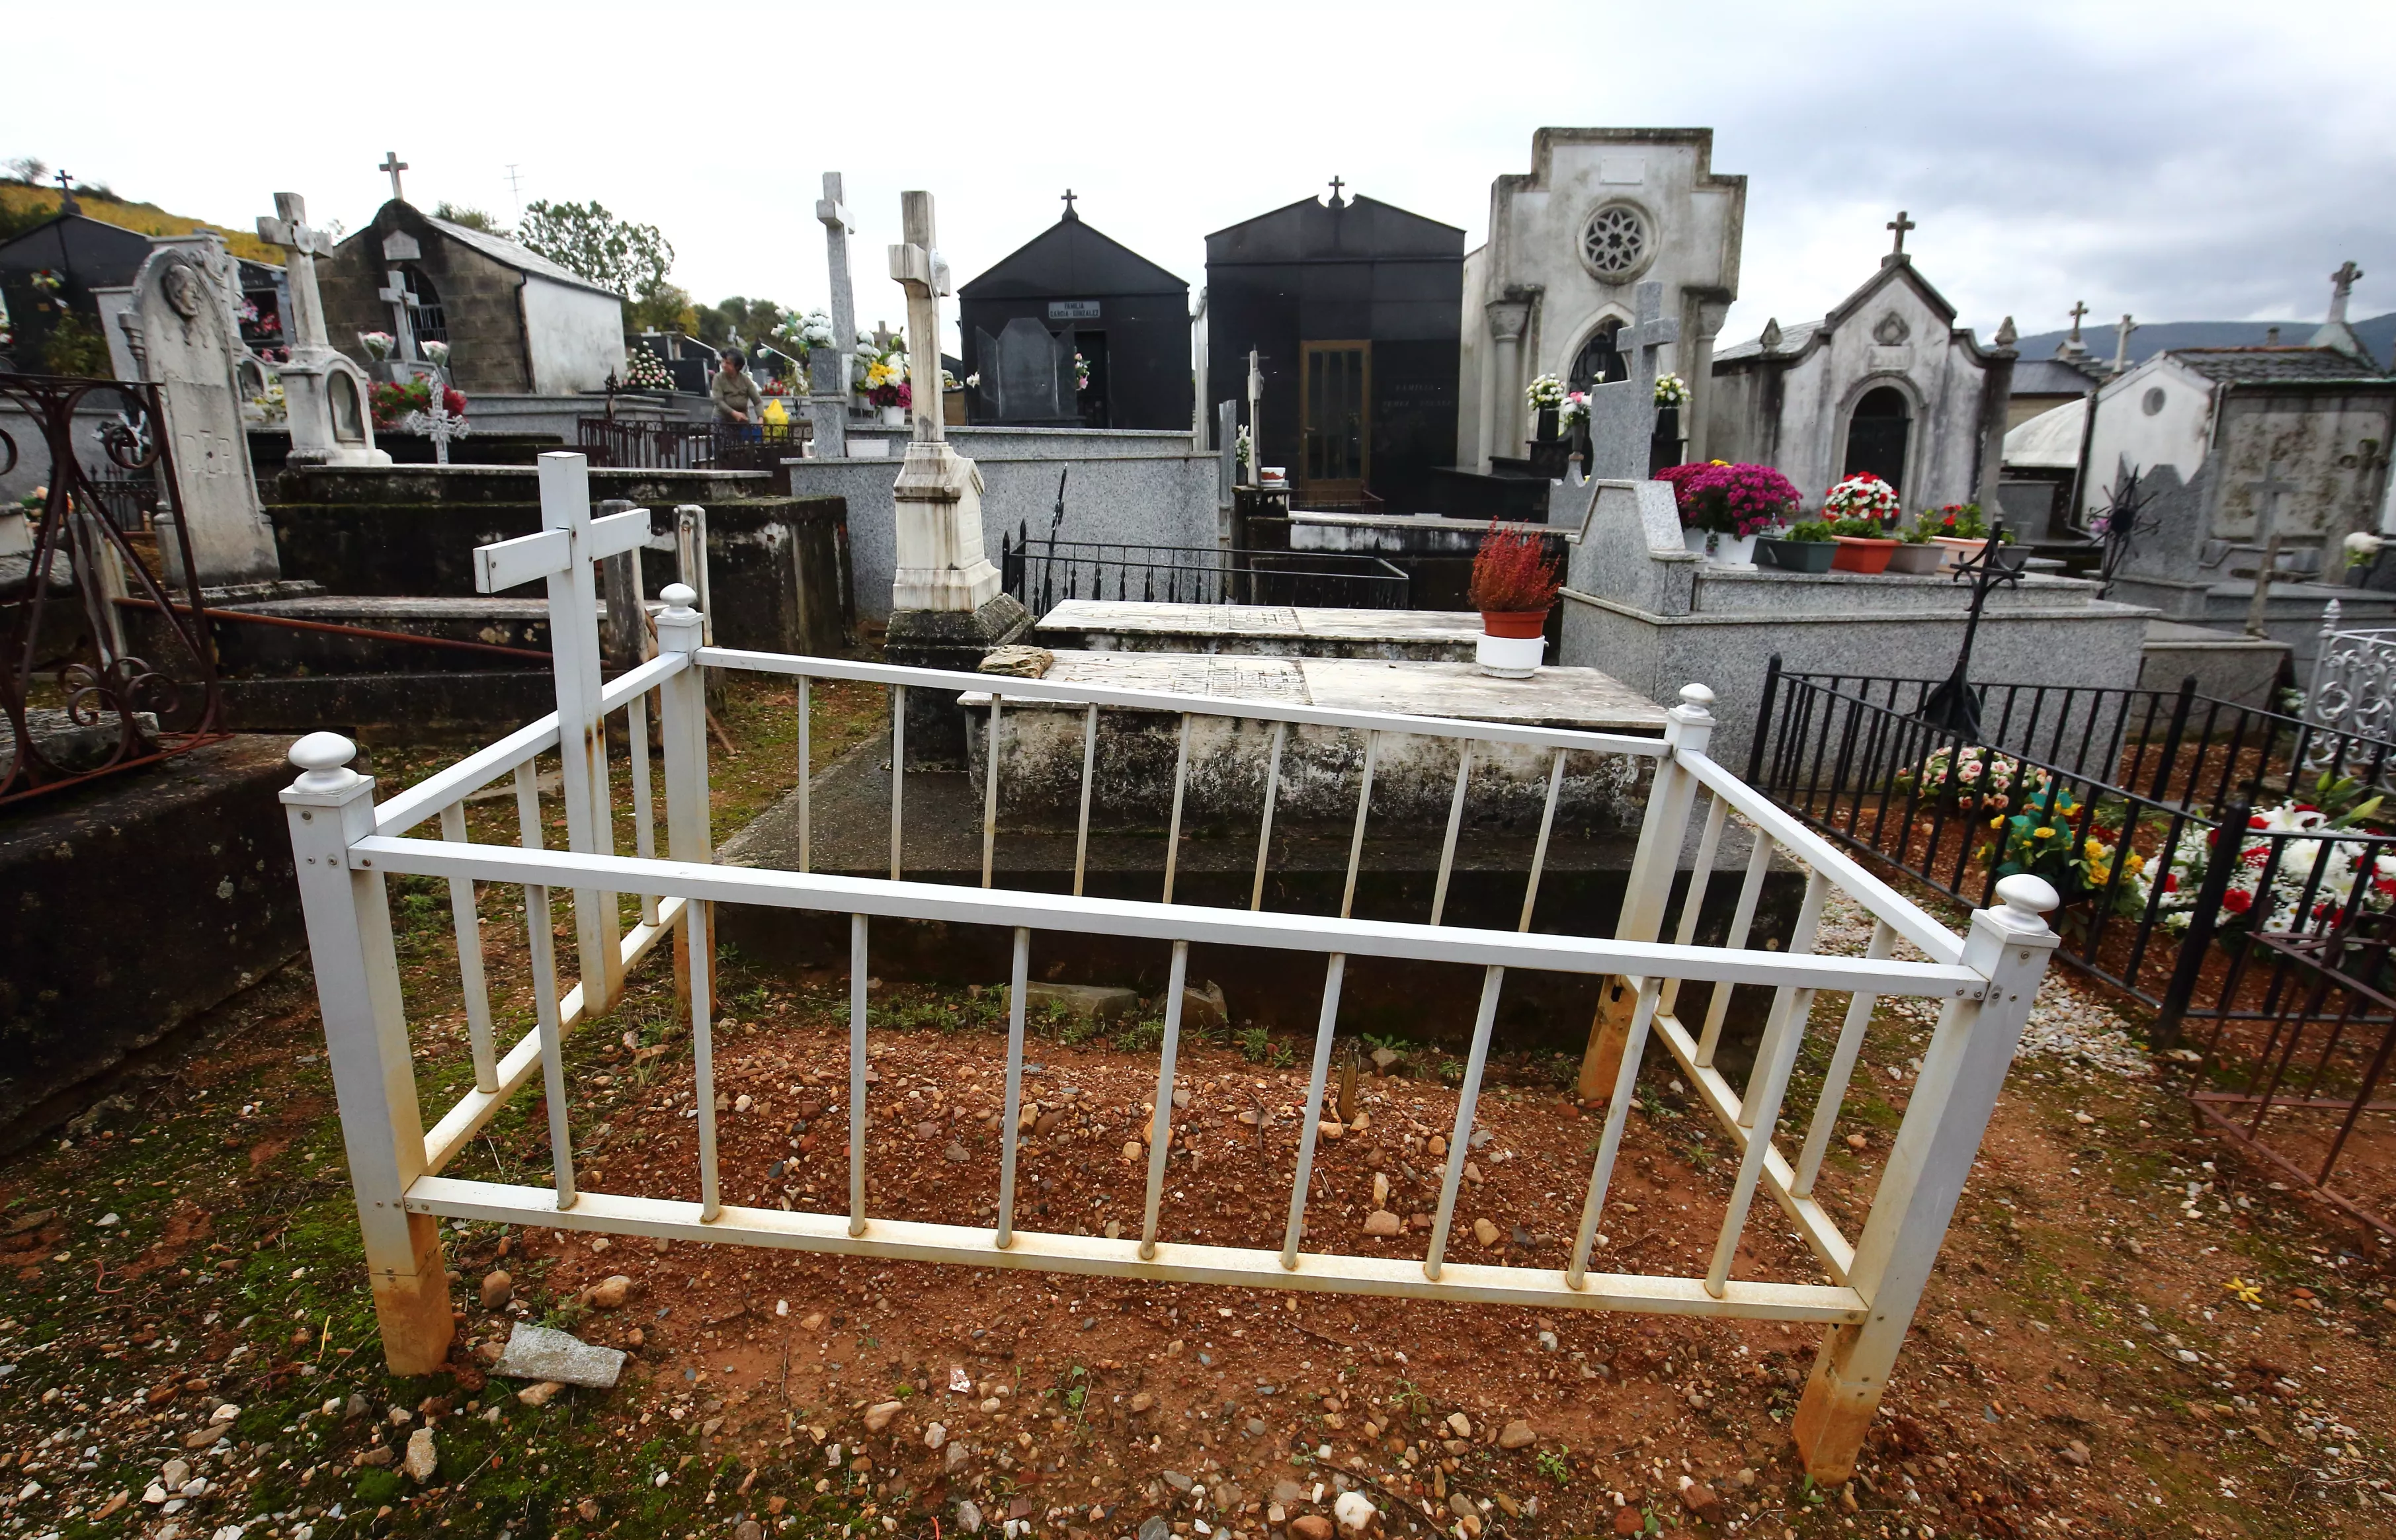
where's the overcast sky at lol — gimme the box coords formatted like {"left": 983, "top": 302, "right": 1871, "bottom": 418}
{"left": 15, "top": 1, "right": 2393, "bottom": 352}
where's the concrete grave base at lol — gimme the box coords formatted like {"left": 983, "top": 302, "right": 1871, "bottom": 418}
{"left": 2137, "top": 621, "right": 2292, "bottom": 708}
{"left": 0, "top": 735, "right": 306, "bottom": 1143}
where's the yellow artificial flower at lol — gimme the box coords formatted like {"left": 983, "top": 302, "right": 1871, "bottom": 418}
{"left": 2223, "top": 1277, "right": 2263, "bottom": 1307}
{"left": 2034, "top": 826, "right": 2056, "bottom": 838}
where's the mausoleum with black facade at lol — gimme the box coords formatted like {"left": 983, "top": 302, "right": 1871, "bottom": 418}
{"left": 958, "top": 194, "right": 1190, "bottom": 432}
{"left": 1204, "top": 185, "right": 1462, "bottom": 512}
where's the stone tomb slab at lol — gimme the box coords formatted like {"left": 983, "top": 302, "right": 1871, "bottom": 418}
{"left": 1032, "top": 599, "right": 1485, "bottom": 661}
{"left": 959, "top": 650, "right": 1664, "bottom": 826}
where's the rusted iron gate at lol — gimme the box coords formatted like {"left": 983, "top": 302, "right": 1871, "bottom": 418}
{"left": 2180, "top": 914, "right": 2396, "bottom": 1238}
{"left": 0, "top": 372, "right": 225, "bottom": 805}
{"left": 285, "top": 452, "right": 2061, "bottom": 1482}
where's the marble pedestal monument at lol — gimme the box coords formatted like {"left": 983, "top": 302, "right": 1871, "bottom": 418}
{"left": 257, "top": 192, "right": 390, "bottom": 469}
{"left": 880, "top": 190, "right": 1029, "bottom": 766}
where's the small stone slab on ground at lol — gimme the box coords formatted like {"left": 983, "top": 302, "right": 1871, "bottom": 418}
{"left": 491, "top": 1322, "right": 626, "bottom": 1389}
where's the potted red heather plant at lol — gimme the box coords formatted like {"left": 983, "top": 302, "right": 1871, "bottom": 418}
{"left": 1469, "top": 521, "right": 1561, "bottom": 678}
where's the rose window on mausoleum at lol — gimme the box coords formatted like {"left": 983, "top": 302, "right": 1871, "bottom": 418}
{"left": 1581, "top": 205, "right": 1649, "bottom": 280}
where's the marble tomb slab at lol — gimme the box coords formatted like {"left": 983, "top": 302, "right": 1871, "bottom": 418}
{"left": 1032, "top": 600, "right": 1485, "bottom": 661}
{"left": 960, "top": 650, "right": 1664, "bottom": 826}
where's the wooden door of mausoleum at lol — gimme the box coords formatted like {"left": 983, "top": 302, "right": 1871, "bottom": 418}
{"left": 1300, "top": 340, "right": 1370, "bottom": 506}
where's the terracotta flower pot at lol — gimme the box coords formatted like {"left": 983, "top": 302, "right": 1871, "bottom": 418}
{"left": 1479, "top": 610, "right": 1548, "bottom": 639}
{"left": 1832, "top": 536, "right": 1899, "bottom": 574}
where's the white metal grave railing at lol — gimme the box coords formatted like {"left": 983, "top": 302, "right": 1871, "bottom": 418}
{"left": 283, "top": 452, "right": 2059, "bottom": 1483}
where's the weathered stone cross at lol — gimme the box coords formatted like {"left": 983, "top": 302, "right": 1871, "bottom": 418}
{"left": 379, "top": 151, "right": 409, "bottom": 202}
{"left": 257, "top": 192, "right": 335, "bottom": 353}
{"left": 1581, "top": 280, "right": 1678, "bottom": 481}
{"left": 887, "top": 191, "right": 954, "bottom": 444}
{"left": 1886, "top": 210, "right": 1916, "bottom": 256}
{"left": 377, "top": 237, "right": 427, "bottom": 366}
{"left": 2329, "top": 261, "right": 2364, "bottom": 323}
{"left": 2067, "top": 300, "right": 2088, "bottom": 335}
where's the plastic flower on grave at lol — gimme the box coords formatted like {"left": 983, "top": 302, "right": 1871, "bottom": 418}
{"left": 1822, "top": 475, "right": 1901, "bottom": 524}
{"left": 622, "top": 348, "right": 673, "bottom": 391}
{"left": 422, "top": 340, "right": 451, "bottom": 366}
{"left": 28, "top": 269, "right": 63, "bottom": 294}
{"left": 1524, "top": 373, "right": 1565, "bottom": 410}
{"left": 1558, "top": 391, "right": 1590, "bottom": 429}
{"left": 359, "top": 331, "right": 395, "bottom": 360}
{"left": 1073, "top": 353, "right": 1091, "bottom": 392}
{"left": 1653, "top": 372, "right": 1690, "bottom": 408}
{"left": 441, "top": 387, "right": 468, "bottom": 419}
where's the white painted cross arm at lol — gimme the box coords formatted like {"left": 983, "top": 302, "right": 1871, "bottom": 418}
{"left": 474, "top": 507, "right": 652, "bottom": 594}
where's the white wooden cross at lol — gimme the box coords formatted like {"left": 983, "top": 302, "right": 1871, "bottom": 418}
{"left": 401, "top": 385, "right": 470, "bottom": 464}
{"left": 474, "top": 454, "right": 655, "bottom": 1014}
{"left": 257, "top": 192, "right": 335, "bottom": 354}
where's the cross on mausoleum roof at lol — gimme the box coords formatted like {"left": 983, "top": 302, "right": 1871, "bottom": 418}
{"left": 378, "top": 151, "right": 409, "bottom": 202}
{"left": 2329, "top": 260, "right": 2364, "bottom": 323}
{"left": 1885, "top": 209, "right": 1916, "bottom": 257}
{"left": 53, "top": 168, "right": 77, "bottom": 216}
{"left": 1059, "top": 188, "right": 1078, "bottom": 221}
{"left": 1327, "top": 176, "right": 1346, "bottom": 208}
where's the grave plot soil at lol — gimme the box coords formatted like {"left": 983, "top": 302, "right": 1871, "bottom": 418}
{"left": 2, "top": 686, "right": 2393, "bottom": 1540}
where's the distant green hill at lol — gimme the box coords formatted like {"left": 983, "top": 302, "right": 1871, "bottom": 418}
{"left": 0, "top": 182, "right": 278, "bottom": 264}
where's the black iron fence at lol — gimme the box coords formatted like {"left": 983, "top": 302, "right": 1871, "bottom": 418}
{"left": 575, "top": 417, "right": 807, "bottom": 471}
{"left": 1, "top": 372, "right": 226, "bottom": 805}
{"left": 999, "top": 526, "right": 1409, "bottom": 613}
{"left": 1779, "top": 669, "right": 2394, "bottom": 817}
{"left": 1749, "top": 658, "right": 2396, "bottom": 1043}
{"left": 2177, "top": 914, "right": 2396, "bottom": 1238}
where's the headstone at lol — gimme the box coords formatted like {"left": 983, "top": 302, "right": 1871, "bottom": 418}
{"left": 257, "top": 192, "right": 389, "bottom": 468}
{"left": 974, "top": 316, "right": 1074, "bottom": 421}
{"left": 1580, "top": 281, "right": 1676, "bottom": 481}
{"left": 810, "top": 173, "right": 858, "bottom": 457}
{"left": 118, "top": 245, "right": 280, "bottom": 585}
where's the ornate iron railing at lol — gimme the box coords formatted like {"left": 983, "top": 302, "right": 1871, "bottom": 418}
{"left": 574, "top": 416, "right": 807, "bottom": 471}
{"left": 999, "top": 524, "right": 1409, "bottom": 613}
{"left": 0, "top": 372, "right": 226, "bottom": 806}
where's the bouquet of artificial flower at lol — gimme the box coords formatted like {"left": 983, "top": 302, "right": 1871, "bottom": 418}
{"left": 623, "top": 348, "right": 673, "bottom": 391}
{"left": 1823, "top": 474, "right": 1900, "bottom": 523}
{"left": 1559, "top": 391, "right": 1590, "bottom": 430}
{"left": 421, "top": 339, "right": 450, "bottom": 366}
{"left": 358, "top": 331, "right": 395, "bottom": 360}
{"left": 1654, "top": 372, "right": 1690, "bottom": 408}
{"left": 1074, "top": 353, "right": 1091, "bottom": 393}
{"left": 1524, "top": 374, "right": 1565, "bottom": 411}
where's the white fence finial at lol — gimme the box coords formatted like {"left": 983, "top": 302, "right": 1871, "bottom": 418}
{"left": 289, "top": 731, "right": 361, "bottom": 793}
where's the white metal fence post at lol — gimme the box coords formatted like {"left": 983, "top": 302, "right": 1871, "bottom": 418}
{"left": 282, "top": 731, "right": 454, "bottom": 1374}
{"left": 657, "top": 585, "right": 714, "bottom": 1019}
{"left": 1791, "top": 873, "right": 2059, "bottom": 1483}
{"left": 1583, "top": 684, "right": 1715, "bottom": 1103}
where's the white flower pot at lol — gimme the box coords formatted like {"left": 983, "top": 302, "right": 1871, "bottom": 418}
{"left": 1475, "top": 631, "right": 1545, "bottom": 678}
{"left": 880, "top": 406, "right": 907, "bottom": 426}
{"left": 1682, "top": 530, "right": 1758, "bottom": 565}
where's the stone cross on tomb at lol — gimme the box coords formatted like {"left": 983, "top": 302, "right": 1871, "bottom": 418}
{"left": 2061, "top": 300, "right": 2090, "bottom": 356}
{"left": 1327, "top": 176, "right": 1346, "bottom": 208}
{"left": 1885, "top": 210, "right": 1916, "bottom": 258}
{"left": 378, "top": 151, "right": 409, "bottom": 202}
{"left": 810, "top": 172, "right": 856, "bottom": 456}
{"left": 2112, "top": 313, "right": 2138, "bottom": 374}
{"left": 257, "top": 192, "right": 336, "bottom": 353}
{"left": 1580, "top": 280, "right": 1678, "bottom": 481}
{"left": 377, "top": 233, "right": 427, "bottom": 367}
{"left": 2329, "top": 261, "right": 2364, "bottom": 324}
{"left": 2241, "top": 458, "right": 2300, "bottom": 637}
{"left": 1059, "top": 188, "right": 1078, "bottom": 221}
{"left": 888, "top": 191, "right": 954, "bottom": 444}
{"left": 884, "top": 189, "right": 998, "bottom": 615}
